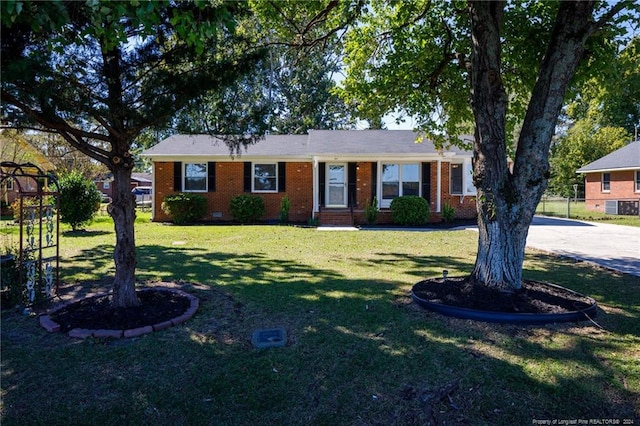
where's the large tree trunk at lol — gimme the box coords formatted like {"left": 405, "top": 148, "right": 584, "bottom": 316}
{"left": 108, "top": 164, "right": 139, "bottom": 307}
{"left": 468, "top": 1, "right": 597, "bottom": 291}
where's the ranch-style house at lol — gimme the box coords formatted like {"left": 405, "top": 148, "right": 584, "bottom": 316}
{"left": 141, "top": 130, "right": 478, "bottom": 225}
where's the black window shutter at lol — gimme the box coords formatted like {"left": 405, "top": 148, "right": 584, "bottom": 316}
{"left": 371, "top": 162, "right": 377, "bottom": 202}
{"left": 174, "top": 162, "right": 182, "bottom": 192}
{"left": 348, "top": 162, "right": 357, "bottom": 207}
{"left": 421, "top": 162, "right": 431, "bottom": 203}
{"left": 278, "top": 162, "right": 286, "bottom": 192}
{"left": 318, "top": 162, "right": 326, "bottom": 207}
{"left": 208, "top": 162, "right": 216, "bottom": 192}
{"left": 243, "top": 162, "right": 252, "bottom": 192}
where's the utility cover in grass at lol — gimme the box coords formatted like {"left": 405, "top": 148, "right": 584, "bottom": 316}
{"left": 251, "top": 328, "right": 286, "bottom": 348}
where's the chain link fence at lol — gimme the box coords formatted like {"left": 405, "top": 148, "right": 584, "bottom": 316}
{"left": 536, "top": 195, "right": 640, "bottom": 219}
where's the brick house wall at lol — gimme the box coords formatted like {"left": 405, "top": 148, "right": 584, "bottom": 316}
{"left": 584, "top": 170, "right": 640, "bottom": 212}
{"left": 153, "top": 161, "right": 313, "bottom": 223}
{"left": 349, "top": 161, "right": 476, "bottom": 224}
{"left": 153, "top": 159, "right": 477, "bottom": 224}
{"left": 439, "top": 162, "right": 477, "bottom": 219}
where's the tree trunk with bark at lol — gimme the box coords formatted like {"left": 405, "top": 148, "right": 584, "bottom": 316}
{"left": 108, "top": 163, "right": 139, "bottom": 307}
{"left": 468, "top": 0, "right": 599, "bottom": 291}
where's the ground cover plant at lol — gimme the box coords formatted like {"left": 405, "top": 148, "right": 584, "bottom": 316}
{"left": 1, "top": 213, "right": 639, "bottom": 424}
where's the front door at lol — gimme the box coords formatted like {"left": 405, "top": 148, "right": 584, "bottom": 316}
{"left": 326, "top": 163, "right": 347, "bottom": 207}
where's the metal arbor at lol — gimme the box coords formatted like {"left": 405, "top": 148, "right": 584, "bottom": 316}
{"left": 0, "top": 162, "right": 59, "bottom": 304}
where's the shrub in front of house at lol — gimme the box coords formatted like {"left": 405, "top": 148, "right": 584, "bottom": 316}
{"left": 230, "top": 194, "right": 265, "bottom": 223}
{"left": 364, "top": 197, "right": 379, "bottom": 224}
{"left": 390, "top": 195, "right": 430, "bottom": 226}
{"left": 442, "top": 203, "right": 456, "bottom": 223}
{"left": 161, "top": 193, "right": 207, "bottom": 225}
{"left": 59, "top": 171, "right": 102, "bottom": 231}
{"left": 279, "top": 194, "right": 290, "bottom": 224}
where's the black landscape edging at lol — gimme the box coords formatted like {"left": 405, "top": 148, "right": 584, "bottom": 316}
{"left": 411, "top": 281, "right": 598, "bottom": 325}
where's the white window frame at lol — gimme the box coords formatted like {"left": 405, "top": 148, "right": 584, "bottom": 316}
{"left": 602, "top": 172, "right": 611, "bottom": 193}
{"left": 450, "top": 159, "right": 477, "bottom": 196}
{"left": 635, "top": 171, "right": 640, "bottom": 192}
{"left": 253, "top": 162, "right": 278, "bottom": 193}
{"left": 380, "top": 162, "right": 421, "bottom": 208}
{"left": 183, "top": 163, "right": 207, "bottom": 192}
{"left": 103, "top": 181, "right": 110, "bottom": 189}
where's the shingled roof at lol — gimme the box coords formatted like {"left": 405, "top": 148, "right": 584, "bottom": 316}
{"left": 141, "top": 130, "right": 473, "bottom": 159}
{"left": 576, "top": 141, "right": 640, "bottom": 173}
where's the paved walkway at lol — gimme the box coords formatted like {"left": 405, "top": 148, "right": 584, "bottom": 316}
{"left": 525, "top": 216, "right": 640, "bottom": 277}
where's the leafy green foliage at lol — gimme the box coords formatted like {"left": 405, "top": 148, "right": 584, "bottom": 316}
{"left": 565, "top": 36, "right": 640, "bottom": 137}
{"left": 58, "top": 171, "right": 101, "bottom": 231}
{"left": 364, "top": 197, "right": 379, "bottom": 224}
{"left": 161, "top": 193, "right": 207, "bottom": 225}
{"left": 390, "top": 196, "right": 430, "bottom": 226}
{"left": 279, "top": 194, "right": 290, "bottom": 224}
{"left": 229, "top": 194, "right": 265, "bottom": 223}
{"left": 1, "top": 0, "right": 270, "bottom": 306}
{"left": 442, "top": 203, "right": 456, "bottom": 223}
{"left": 549, "top": 120, "right": 630, "bottom": 196}
{"left": 0, "top": 250, "right": 20, "bottom": 306}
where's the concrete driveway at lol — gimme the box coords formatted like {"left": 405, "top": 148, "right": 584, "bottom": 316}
{"left": 526, "top": 216, "right": 640, "bottom": 277}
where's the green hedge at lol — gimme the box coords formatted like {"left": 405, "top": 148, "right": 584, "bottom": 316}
{"left": 161, "top": 193, "right": 207, "bottom": 225}
{"left": 229, "top": 194, "right": 265, "bottom": 223}
{"left": 390, "top": 196, "right": 430, "bottom": 226}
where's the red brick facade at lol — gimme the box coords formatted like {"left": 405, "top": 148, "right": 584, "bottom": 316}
{"left": 152, "top": 160, "right": 477, "bottom": 224}
{"left": 153, "top": 161, "right": 314, "bottom": 223}
{"left": 583, "top": 170, "right": 640, "bottom": 212}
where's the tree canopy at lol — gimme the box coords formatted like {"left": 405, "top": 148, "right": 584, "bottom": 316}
{"left": 1, "top": 0, "right": 268, "bottom": 307}
{"left": 335, "top": 0, "right": 638, "bottom": 290}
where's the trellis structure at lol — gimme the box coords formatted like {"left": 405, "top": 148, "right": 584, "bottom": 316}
{"left": 0, "top": 162, "right": 59, "bottom": 304}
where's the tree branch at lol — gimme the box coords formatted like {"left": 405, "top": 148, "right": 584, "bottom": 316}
{"left": 1, "top": 89, "right": 114, "bottom": 164}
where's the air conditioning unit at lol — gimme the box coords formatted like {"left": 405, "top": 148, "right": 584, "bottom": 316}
{"left": 604, "top": 200, "right": 618, "bottom": 215}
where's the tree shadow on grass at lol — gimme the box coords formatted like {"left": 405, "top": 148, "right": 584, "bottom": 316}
{"left": 8, "top": 242, "right": 635, "bottom": 424}
{"left": 62, "top": 229, "right": 111, "bottom": 238}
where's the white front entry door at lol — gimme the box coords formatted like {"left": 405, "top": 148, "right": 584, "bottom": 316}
{"left": 326, "top": 163, "right": 347, "bottom": 207}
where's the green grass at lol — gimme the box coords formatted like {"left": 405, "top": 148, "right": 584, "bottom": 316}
{"left": 2, "top": 213, "right": 639, "bottom": 425}
{"left": 536, "top": 199, "right": 640, "bottom": 227}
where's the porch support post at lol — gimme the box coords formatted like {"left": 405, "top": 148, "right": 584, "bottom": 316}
{"left": 436, "top": 159, "right": 442, "bottom": 213}
{"left": 376, "top": 161, "right": 380, "bottom": 208}
{"left": 312, "top": 157, "right": 319, "bottom": 216}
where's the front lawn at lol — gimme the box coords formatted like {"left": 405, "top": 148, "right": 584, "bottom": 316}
{"left": 536, "top": 199, "right": 640, "bottom": 227}
{"left": 1, "top": 214, "right": 639, "bottom": 424}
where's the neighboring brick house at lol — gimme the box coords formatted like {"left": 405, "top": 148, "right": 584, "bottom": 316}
{"left": 141, "top": 130, "right": 478, "bottom": 225}
{"left": 95, "top": 172, "right": 152, "bottom": 200}
{"left": 576, "top": 141, "right": 640, "bottom": 215}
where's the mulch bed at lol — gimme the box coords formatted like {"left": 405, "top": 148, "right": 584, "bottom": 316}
{"left": 50, "top": 290, "right": 191, "bottom": 332}
{"left": 412, "top": 276, "right": 594, "bottom": 314}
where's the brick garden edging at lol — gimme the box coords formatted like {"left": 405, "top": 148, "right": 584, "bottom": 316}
{"left": 39, "top": 287, "right": 199, "bottom": 339}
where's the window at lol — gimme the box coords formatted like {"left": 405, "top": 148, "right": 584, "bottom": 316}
{"left": 382, "top": 164, "right": 399, "bottom": 200}
{"left": 3, "top": 179, "right": 13, "bottom": 191}
{"left": 636, "top": 171, "right": 640, "bottom": 192}
{"left": 451, "top": 163, "right": 463, "bottom": 195}
{"left": 184, "top": 163, "right": 207, "bottom": 192}
{"left": 402, "top": 164, "right": 420, "bottom": 196}
{"left": 253, "top": 163, "right": 277, "bottom": 192}
{"left": 602, "top": 172, "right": 610, "bottom": 192}
{"left": 103, "top": 181, "right": 110, "bottom": 189}
{"left": 381, "top": 163, "right": 420, "bottom": 203}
